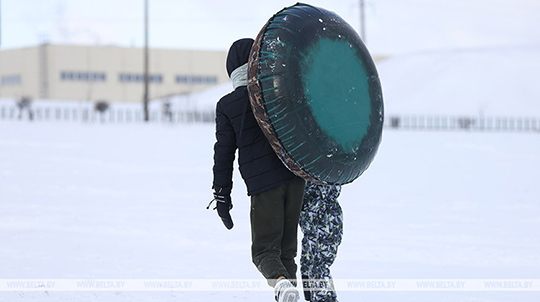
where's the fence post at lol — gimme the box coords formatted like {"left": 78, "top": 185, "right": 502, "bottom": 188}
{"left": 390, "top": 116, "right": 400, "bottom": 129}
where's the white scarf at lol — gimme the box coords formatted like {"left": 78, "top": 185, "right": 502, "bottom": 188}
{"left": 230, "top": 63, "right": 248, "bottom": 89}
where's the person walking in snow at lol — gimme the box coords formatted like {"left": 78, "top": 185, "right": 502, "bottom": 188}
{"left": 211, "top": 38, "right": 306, "bottom": 302}
{"left": 300, "top": 182, "right": 343, "bottom": 302}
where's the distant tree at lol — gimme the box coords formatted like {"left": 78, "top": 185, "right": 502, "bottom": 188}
{"left": 458, "top": 117, "right": 474, "bottom": 130}
{"left": 17, "top": 97, "right": 34, "bottom": 121}
{"left": 162, "top": 99, "right": 173, "bottom": 123}
{"left": 94, "top": 100, "right": 110, "bottom": 123}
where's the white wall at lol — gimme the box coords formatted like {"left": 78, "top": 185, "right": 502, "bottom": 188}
{"left": 0, "top": 44, "right": 229, "bottom": 103}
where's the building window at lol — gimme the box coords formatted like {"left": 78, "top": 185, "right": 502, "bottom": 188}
{"left": 1, "top": 75, "right": 21, "bottom": 86}
{"left": 61, "top": 71, "right": 106, "bottom": 82}
{"left": 119, "top": 73, "right": 162, "bottom": 83}
{"left": 176, "top": 75, "right": 218, "bottom": 85}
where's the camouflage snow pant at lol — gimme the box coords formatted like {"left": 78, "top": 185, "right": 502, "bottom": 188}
{"left": 299, "top": 182, "right": 343, "bottom": 302}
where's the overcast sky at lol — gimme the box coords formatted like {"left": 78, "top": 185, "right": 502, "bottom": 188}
{"left": 1, "top": 0, "right": 539, "bottom": 55}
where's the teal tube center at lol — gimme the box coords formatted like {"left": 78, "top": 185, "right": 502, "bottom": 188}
{"left": 301, "top": 38, "right": 371, "bottom": 152}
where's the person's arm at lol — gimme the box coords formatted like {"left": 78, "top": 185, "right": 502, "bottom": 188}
{"left": 212, "top": 101, "right": 237, "bottom": 195}
{"left": 212, "top": 101, "right": 236, "bottom": 230}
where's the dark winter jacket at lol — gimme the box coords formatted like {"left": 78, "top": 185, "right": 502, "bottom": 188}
{"left": 212, "top": 39, "right": 298, "bottom": 196}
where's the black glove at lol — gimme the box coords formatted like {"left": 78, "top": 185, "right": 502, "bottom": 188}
{"left": 213, "top": 192, "right": 234, "bottom": 230}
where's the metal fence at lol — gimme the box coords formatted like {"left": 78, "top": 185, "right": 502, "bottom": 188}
{"left": 0, "top": 106, "right": 215, "bottom": 124}
{"left": 385, "top": 115, "right": 540, "bottom": 132}
{"left": 2, "top": 105, "right": 539, "bottom": 133}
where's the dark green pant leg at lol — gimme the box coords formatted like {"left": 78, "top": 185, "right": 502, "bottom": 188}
{"left": 250, "top": 179, "right": 306, "bottom": 287}
{"left": 251, "top": 184, "right": 288, "bottom": 286}
{"left": 280, "top": 179, "right": 306, "bottom": 282}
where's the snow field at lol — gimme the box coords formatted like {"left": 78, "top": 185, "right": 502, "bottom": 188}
{"left": 1, "top": 122, "right": 539, "bottom": 301}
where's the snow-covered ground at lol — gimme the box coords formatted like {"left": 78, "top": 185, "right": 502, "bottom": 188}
{"left": 0, "top": 120, "right": 539, "bottom": 301}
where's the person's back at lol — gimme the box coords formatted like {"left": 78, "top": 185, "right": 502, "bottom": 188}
{"left": 211, "top": 38, "right": 305, "bottom": 302}
{"left": 213, "top": 86, "right": 296, "bottom": 197}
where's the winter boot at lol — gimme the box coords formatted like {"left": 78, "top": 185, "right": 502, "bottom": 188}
{"left": 274, "top": 278, "right": 300, "bottom": 302}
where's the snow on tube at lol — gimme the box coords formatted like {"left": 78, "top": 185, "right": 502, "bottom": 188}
{"left": 247, "top": 3, "right": 384, "bottom": 185}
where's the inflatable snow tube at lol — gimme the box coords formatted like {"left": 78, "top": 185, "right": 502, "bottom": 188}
{"left": 247, "top": 3, "right": 384, "bottom": 185}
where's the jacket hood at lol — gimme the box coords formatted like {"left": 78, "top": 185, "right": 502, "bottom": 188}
{"left": 226, "top": 38, "right": 254, "bottom": 77}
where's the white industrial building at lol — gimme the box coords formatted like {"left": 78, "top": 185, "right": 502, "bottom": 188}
{"left": 0, "top": 44, "right": 229, "bottom": 103}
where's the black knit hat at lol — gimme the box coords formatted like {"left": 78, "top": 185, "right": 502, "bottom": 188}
{"left": 226, "top": 38, "right": 254, "bottom": 77}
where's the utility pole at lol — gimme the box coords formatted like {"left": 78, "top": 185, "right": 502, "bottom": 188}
{"left": 0, "top": 0, "right": 2, "bottom": 47}
{"left": 143, "top": 0, "right": 150, "bottom": 122}
{"left": 39, "top": 35, "right": 49, "bottom": 99}
{"left": 359, "top": 0, "right": 366, "bottom": 44}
